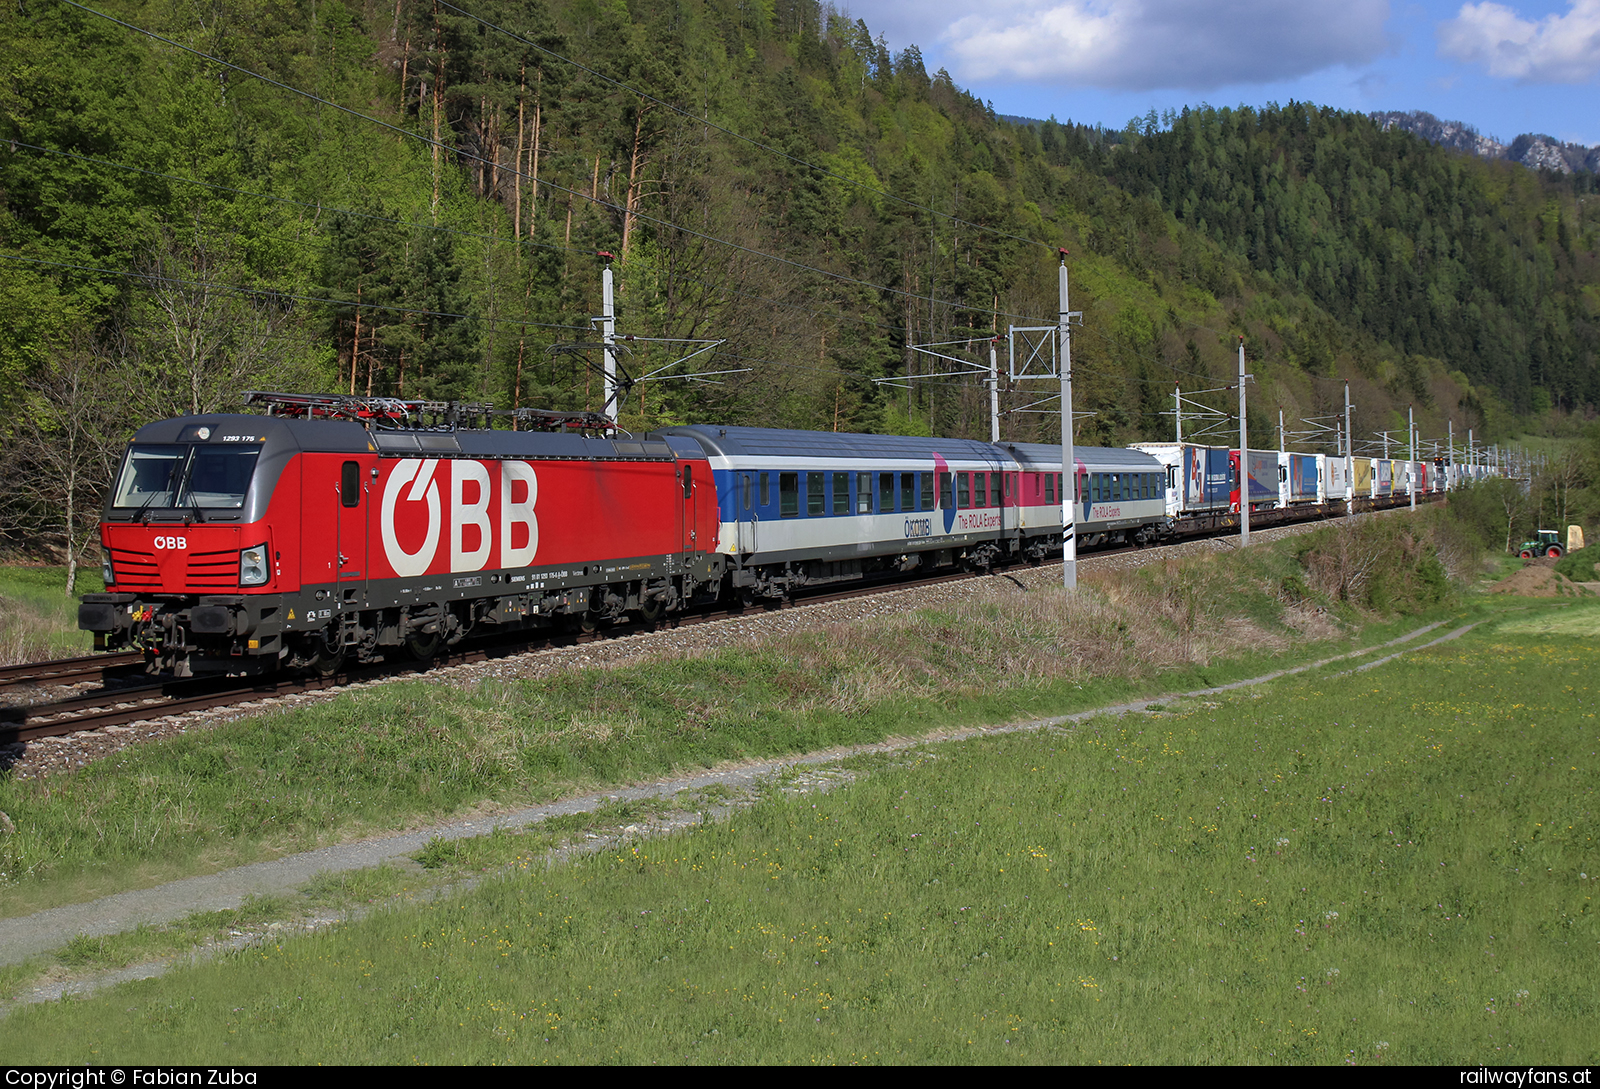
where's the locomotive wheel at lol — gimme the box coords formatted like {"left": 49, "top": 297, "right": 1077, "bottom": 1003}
{"left": 310, "top": 642, "right": 345, "bottom": 678}
{"left": 638, "top": 595, "right": 666, "bottom": 623}
{"left": 405, "top": 629, "right": 442, "bottom": 662}
{"left": 1547, "top": 545, "right": 1564, "bottom": 559}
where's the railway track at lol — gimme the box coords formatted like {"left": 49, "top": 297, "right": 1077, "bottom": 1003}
{"left": 0, "top": 568, "right": 990, "bottom": 747}
{"left": 1, "top": 496, "right": 1428, "bottom": 751}
{"left": 0, "top": 651, "right": 145, "bottom": 691}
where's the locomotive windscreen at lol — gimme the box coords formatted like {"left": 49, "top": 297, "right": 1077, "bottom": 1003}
{"left": 112, "top": 443, "right": 262, "bottom": 511}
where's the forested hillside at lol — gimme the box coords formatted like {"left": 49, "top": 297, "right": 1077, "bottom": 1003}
{"left": 3, "top": 0, "right": 1598, "bottom": 558}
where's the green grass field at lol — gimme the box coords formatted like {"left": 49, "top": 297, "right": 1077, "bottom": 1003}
{"left": 0, "top": 554, "right": 1450, "bottom": 915}
{"left": 0, "top": 564, "right": 102, "bottom": 664}
{"left": 4, "top": 602, "right": 1594, "bottom": 1064}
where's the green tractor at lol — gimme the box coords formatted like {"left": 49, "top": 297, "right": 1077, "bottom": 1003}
{"left": 1517, "top": 529, "right": 1565, "bottom": 559}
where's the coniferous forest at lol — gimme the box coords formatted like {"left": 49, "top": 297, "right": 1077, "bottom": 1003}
{"left": 2, "top": 0, "right": 1598, "bottom": 557}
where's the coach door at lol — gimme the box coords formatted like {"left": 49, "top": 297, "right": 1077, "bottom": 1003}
{"left": 736, "top": 471, "right": 758, "bottom": 554}
{"left": 336, "top": 459, "right": 370, "bottom": 609}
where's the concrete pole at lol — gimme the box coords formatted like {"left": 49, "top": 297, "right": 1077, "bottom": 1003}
{"left": 1175, "top": 384, "right": 1182, "bottom": 443}
{"left": 1059, "top": 258, "right": 1077, "bottom": 591}
{"left": 989, "top": 340, "right": 1000, "bottom": 444}
{"left": 1344, "top": 380, "right": 1354, "bottom": 520}
{"left": 1448, "top": 419, "right": 1454, "bottom": 492}
{"left": 1409, "top": 404, "right": 1416, "bottom": 511}
{"left": 600, "top": 257, "right": 619, "bottom": 421}
{"left": 1238, "top": 337, "right": 1249, "bottom": 548}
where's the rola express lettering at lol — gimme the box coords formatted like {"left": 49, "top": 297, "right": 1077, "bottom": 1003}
{"left": 380, "top": 459, "right": 538, "bottom": 576}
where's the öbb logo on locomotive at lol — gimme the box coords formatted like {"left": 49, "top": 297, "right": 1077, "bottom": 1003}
{"left": 78, "top": 391, "right": 1449, "bottom": 678}
{"left": 378, "top": 457, "right": 538, "bottom": 577}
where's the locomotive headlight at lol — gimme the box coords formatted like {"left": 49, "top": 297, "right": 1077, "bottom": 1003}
{"left": 239, "top": 544, "right": 269, "bottom": 587}
{"left": 102, "top": 557, "right": 115, "bottom": 586}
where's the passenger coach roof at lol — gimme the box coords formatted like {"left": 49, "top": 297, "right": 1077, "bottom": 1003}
{"left": 1006, "top": 443, "right": 1163, "bottom": 471}
{"left": 657, "top": 425, "right": 1007, "bottom": 463}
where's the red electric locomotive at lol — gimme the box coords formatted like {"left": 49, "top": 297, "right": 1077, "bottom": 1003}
{"left": 78, "top": 393, "right": 724, "bottom": 675}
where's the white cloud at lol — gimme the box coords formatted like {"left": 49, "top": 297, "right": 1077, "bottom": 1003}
{"left": 940, "top": 0, "right": 1392, "bottom": 91}
{"left": 1437, "top": 0, "right": 1600, "bottom": 83}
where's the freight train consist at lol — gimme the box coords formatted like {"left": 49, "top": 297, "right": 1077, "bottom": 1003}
{"left": 78, "top": 392, "right": 1452, "bottom": 676}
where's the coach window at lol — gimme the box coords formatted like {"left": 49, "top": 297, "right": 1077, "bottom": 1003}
{"left": 857, "top": 473, "right": 872, "bottom": 514}
{"left": 340, "top": 461, "right": 361, "bottom": 507}
{"left": 808, "top": 473, "right": 825, "bottom": 516}
{"left": 900, "top": 472, "right": 915, "bottom": 513}
{"left": 938, "top": 472, "right": 952, "bottom": 510}
{"left": 780, "top": 472, "right": 799, "bottom": 517}
{"left": 1057, "top": 474, "right": 1064, "bottom": 504}
{"left": 1003, "top": 474, "right": 1013, "bottom": 504}
{"left": 880, "top": 473, "right": 895, "bottom": 511}
{"left": 920, "top": 472, "right": 935, "bottom": 511}
{"left": 974, "top": 473, "right": 986, "bottom": 508}
{"left": 742, "top": 473, "right": 752, "bottom": 511}
{"left": 988, "top": 473, "right": 1000, "bottom": 507}
{"left": 1045, "top": 473, "right": 1055, "bottom": 504}
{"left": 833, "top": 472, "right": 850, "bottom": 516}
{"left": 760, "top": 473, "right": 770, "bottom": 508}
{"left": 955, "top": 473, "right": 969, "bottom": 509}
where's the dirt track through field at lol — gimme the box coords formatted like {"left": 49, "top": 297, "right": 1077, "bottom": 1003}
{"left": 0, "top": 616, "right": 1475, "bottom": 1010}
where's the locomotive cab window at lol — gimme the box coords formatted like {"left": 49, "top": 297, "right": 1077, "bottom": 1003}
{"left": 112, "top": 443, "right": 261, "bottom": 512}
{"left": 340, "top": 461, "right": 361, "bottom": 507}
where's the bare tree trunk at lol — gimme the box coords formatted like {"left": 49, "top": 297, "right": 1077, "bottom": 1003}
{"left": 430, "top": 1, "right": 444, "bottom": 221}
{"left": 530, "top": 71, "right": 542, "bottom": 231}
{"left": 514, "top": 64, "right": 526, "bottom": 238}
{"left": 350, "top": 289, "right": 362, "bottom": 395}
{"left": 622, "top": 99, "right": 654, "bottom": 259}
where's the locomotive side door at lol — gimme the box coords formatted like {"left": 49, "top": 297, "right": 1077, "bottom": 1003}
{"left": 335, "top": 458, "right": 370, "bottom": 611}
{"left": 680, "top": 461, "right": 697, "bottom": 555}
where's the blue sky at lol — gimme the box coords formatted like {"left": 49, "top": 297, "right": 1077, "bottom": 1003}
{"left": 843, "top": 0, "right": 1599, "bottom": 147}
